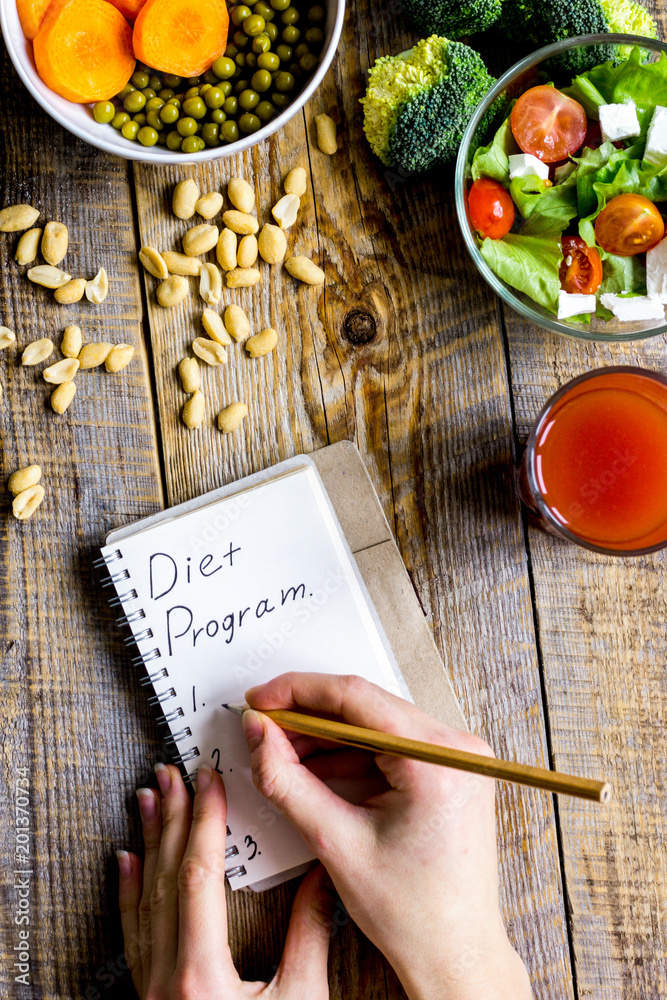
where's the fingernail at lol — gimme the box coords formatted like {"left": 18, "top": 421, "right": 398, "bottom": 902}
{"left": 154, "top": 762, "right": 171, "bottom": 795}
{"left": 136, "top": 787, "right": 157, "bottom": 820}
{"left": 196, "top": 764, "right": 212, "bottom": 792}
{"left": 243, "top": 708, "right": 264, "bottom": 752}
{"left": 116, "top": 849, "right": 132, "bottom": 880}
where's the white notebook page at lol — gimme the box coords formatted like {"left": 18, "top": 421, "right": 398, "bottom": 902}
{"left": 102, "top": 465, "right": 403, "bottom": 889}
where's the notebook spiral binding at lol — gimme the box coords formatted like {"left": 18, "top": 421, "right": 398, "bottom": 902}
{"left": 96, "top": 547, "right": 247, "bottom": 880}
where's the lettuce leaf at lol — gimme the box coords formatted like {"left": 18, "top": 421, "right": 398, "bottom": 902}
{"left": 471, "top": 115, "right": 518, "bottom": 184}
{"left": 575, "top": 47, "right": 667, "bottom": 135}
{"left": 479, "top": 233, "right": 562, "bottom": 313}
{"left": 596, "top": 254, "right": 647, "bottom": 319}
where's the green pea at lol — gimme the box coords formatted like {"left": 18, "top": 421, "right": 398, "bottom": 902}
{"left": 131, "top": 70, "right": 149, "bottom": 89}
{"left": 271, "top": 91, "right": 290, "bottom": 108}
{"left": 275, "top": 43, "right": 293, "bottom": 61}
{"left": 255, "top": 99, "right": 275, "bottom": 122}
{"left": 185, "top": 86, "right": 200, "bottom": 98}
{"left": 239, "top": 88, "right": 260, "bottom": 110}
{"left": 202, "top": 122, "right": 220, "bottom": 146}
{"left": 93, "top": 101, "right": 115, "bottom": 124}
{"left": 177, "top": 116, "right": 198, "bottom": 136}
{"left": 289, "top": 62, "right": 303, "bottom": 78}
{"left": 204, "top": 69, "right": 219, "bottom": 85}
{"left": 121, "top": 120, "right": 140, "bottom": 141}
{"left": 254, "top": 2, "right": 275, "bottom": 19}
{"left": 252, "top": 68, "right": 273, "bottom": 92}
{"left": 167, "top": 97, "right": 182, "bottom": 109}
{"left": 308, "top": 4, "right": 324, "bottom": 20}
{"left": 214, "top": 54, "right": 236, "bottom": 77}
{"left": 117, "top": 83, "right": 135, "bottom": 99}
{"left": 231, "top": 4, "right": 252, "bottom": 25}
{"left": 238, "top": 112, "right": 261, "bottom": 134}
{"left": 145, "top": 97, "right": 165, "bottom": 112}
{"left": 142, "top": 88, "right": 157, "bottom": 100}
{"left": 220, "top": 81, "right": 233, "bottom": 96}
{"left": 252, "top": 32, "right": 271, "bottom": 53}
{"left": 299, "top": 52, "right": 318, "bottom": 72}
{"left": 233, "top": 30, "right": 250, "bottom": 48}
{"left": 224, "top": 43, "right": 239, "bottom": 59}
{"left": 148, "top": 74, "right": 162, "bottom": 91}
{"left": 158, "top": 88, "right": 175, "bottom": 101}
{"left": 187, "top": 76, "right": 201, "bottom": 86}
{"left": 265, "top": 21, "right": 279, "bottom": 40}
{"left": 160, "top": 103, "right": 179, "bottom": 124}
{"left": 163, "top": 74, "right": 182, "bottom": 88}
{"left": 138, "top": 126, "right": 159, "bottom": 146}
{"left": 221, "top": 120, "right": 240, "bottom": 142}
{"left": 124, "top": 89, "right": 146, "bottom": 113}
{"left": 183, "top": 97, "right": 207, "bottom": 119}
{"left": 157, "top": 131, "right": 169, "bottom": 146}
{"left": 294, "top": 42, "right": 307, "bottom": 58}
{"left": 274, "top": 70, "right": 295, "bottom": 91}
{"left": 146, "top": 110, "right": 165, "bottom": 130}
{"left": 181, "top": 136, "right": 201, "bottom": 153}
{"left": 200, "top": 83, "right": 213, "bottom": 94}
{"left": 235, "top": 78, "right": 250, "bottom": 93}
{"left": 245, "top": 52, "right": 258, "bottom": 68}
{"left": 270, "top": 0, "right": 290, "bottom": 9}
{"left": 282, "top": 25, "right": 300, "bottom": 43}
{"left": 281, "top": 6, "right": 299, "bottom": 23}
{"left": 243, "top": 13, "right": 266, "bottom": 35}
{"left": 112, "top": 111, "right": 131, "bottom": 129}
{"left": 304, "top": 26, "right": 323, "bottom": 44}
{"left": 166, "top": 129, "right": 183, "bottom": 150}
{"left": 256, "top": 52, "right": 278, "bottom": 72}
{"left": 223, "top": 95, "right": 239, "bottom": 115}
{"left": 133, "top": 113, "right": 147, "bottom": 126}
{"left": 235, "top": 52, "right": 247, "bottom": 68}
{"left": 204, "top": 86, "right": 225, "bottom": 108}
{"left": 210, "top": 108, "right": 227, "bottom": 124}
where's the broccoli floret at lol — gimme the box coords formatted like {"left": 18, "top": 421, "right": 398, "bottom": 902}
{"left": 398, "top": 0, "right": 503, "bottom": 40}
{"left": 361, "top": 36, "right": 496, "bottom": 173}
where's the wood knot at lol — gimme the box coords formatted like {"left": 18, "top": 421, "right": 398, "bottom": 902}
{"left": 343, "top": 310, "right": 377, "bottom": 345}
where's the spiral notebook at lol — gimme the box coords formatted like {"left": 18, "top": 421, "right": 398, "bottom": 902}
{"left": 98, "top": 443, "right": 465, "bottom": 891}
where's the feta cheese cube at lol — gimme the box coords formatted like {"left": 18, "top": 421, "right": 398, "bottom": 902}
{"left": 644, "top": 106, "right": 667, "bottom": 168}
{"left": 646, "top": 236, "right": 667, "bottom": 303}
{"left": 557, "top": 291, "right": 597, "bottom": 320}
{"left": 508, "top": 153, "right": 549, "bottom": 181}
{"left": 600, "top": 293, "right": 665, "bottom": 322}
{"left": 599, "top": 101, "right": 640, "bottom": 143}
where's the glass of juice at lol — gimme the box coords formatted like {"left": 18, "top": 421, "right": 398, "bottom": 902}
{"left": 518, "top": 367, "right": 667, "bottom": 555}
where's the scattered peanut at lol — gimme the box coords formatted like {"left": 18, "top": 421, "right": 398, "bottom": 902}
{"left": 51, "top": 380, "right": 76, "bottom": 414}
{"left": 78, "top": 342, "right": 113, "bottom": 369}
{"left": 315, "top": 114, "right": 337, "bottom": 154}
{"left": 139, "top": 246, "right": 169, "bottom": 280}
{"left": 12, "top": 484, "right": 45, "bottom": 520}
{"left": 22, "top": 338, "right": 54, "bottom": 365}
{"left": 54, "top": 277, "right": 86, "bottom": 304}
{"left": 157, "top": 274, "right": 189, "bottom": 307}
{"left": 178, "top": 357, "right": 200, "bottom": 393}
{"left": 226, "top": 267, "right": 260, "bottom": 288}
{"left": 222, "top": 210, "right": 258, "bottom": 236}
{"left": 246, "top": 328, "right": 278, "bottom": 358}
{"left": 227, "top": 178, "right": 255, "bottom": 214}
{"left": 192, "top": 337, "right": 228, "bottom": 366}
{"left": 86, "top": 267, "right": 108, "bottom": 304}
{"left": 223, "top": 304, "right": 250, "bottom": 343}
{"left": 237, "top": 234, "right": 258, "bottom": 268}
{"left": 43, "top": 357, "right": 80, "bottom": 384}
{"left": 271, "top": 194, "right": 300, "bottom": 230}
{"left": 199, "top": 262, "right": 222, "bottom": 305}
{"left": 195, "top": 192, "right": 223, "bottom": 219}
{"left": 182, "top": 390, "right": 205, "bottom": 429}
{"left": 15, "top": 228, "right": 42, "bottom": 266}
{"left": 0, "top": 204, "right": 40, "bottom": 232}
{"left": 105, "top": 344, "right": 135, "bottom": 373}
{"left": 285, "top": 255, "right": 325, "bottom": 285}
{"left": 173, "top": 178, "right": 199, "bottom": 220}
{"left": 216, "top": 228, "right": 237, "bottom": 271}
{"left": 8, "top": 464, "right": 41, "bottom": 495}
{"left": 258, "top": 224, "right": 287, "bottom": 264}
{"left": 41, "top": 221, "right": 68, "bottom": 265}
{"left": 27, "top": 264, "right": 72, "bottom": 289}
{"left": 162, "top": 250, "right": 202, "bottom": 276}
{"left": 0, "top": 327, "right": 16, "bottom": 350}
{"left": 183, "top": 224, "right": 219, "bottom": 257}
{"left": 284, "top": 167, "right": 307, "bottom": 198}
{"left": 202, "top": 308, "right": 232, "bottom": 345}
{"left": 61, "top": 325, "right": 82, "bottom": 358}
{"left": 217, "top": 402, "right": 248, "bottom": 434}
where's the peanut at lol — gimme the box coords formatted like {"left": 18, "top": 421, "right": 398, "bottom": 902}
{"left": 227, "top": 178, "right": 255, "bottom": 214}
{"left": 226, "top": 267, "right": 260, "bottom": 288}
{"left": 105, "top": 344, "right": 135, "bottom": 373}
{"left": 173, "top": 178, "right": 199, "bottom": 220}
{"left": 0, "top": 327, "right": 16, "bottom": 350}
{"left": 271, "top": 193, "right": 299, "bottom": 230}
{"left": 284, "top": 166, "right": 307, "bottom": 197}
{"left": 217, "top": 401, "right": 248, "bottom": 433}
{"left": 223, "top": 304, "right": 250, "bottom": 343}
{"left": 258, "top": 224, "right": 287, "bottom": 264}
{"left": 86, "top": 267, "right": 108, "bottom": 304}
{"left": 0, "top": 204, "right": 40, "bottom": 232}
{"left": 41, "top": 221, "right": 68, "bottom": 265}
{"left": 183, "top": 224, "right": 219, "bottom": 257}
{"left": 285, "top": 255, "right": 325, "bottom": 285}
{"left": 315, "top": 113, "right": 337, "bottom": 154}
{"left": 237, "top": 234, "right": 258, "bottom": 268}
{"left": 157, "top": 275, "right": 189, "bottom": 307}
{"left": 12, "top": 484, "right": 45, "bottom": 520}
{"left": 182, "top": 390, "right": 205, "bottom": 429}
{"left": 178, "top": 357, "right": 200, "bottom": 393}
{"left": 43, "top": 357, "right": 80, "bottom": 384}
{"left": 22, "top": 338, "right": 54, "bottom": 365}
{"left": 8, "top": 464, "right": 41, "bottom": 495}
{"left": 222, "top": 210, "right": 258, "bottom": 235}
{"left": 216, "top": 228, "right": 237, "bottom": 271}
{"left": 202, "top": 308, "right": 232, "bottom": 345}
{"left": 139, "top": 246, "right": 169, "bottom": 279}
{"left": 246, "top": 328, "right": 278, "bottom": 358}
{"left": 54, "top": 278, "right": 86, "bottom": 304}
{"left": 162, "top": 250, "right": 202, "bottom": 276}
{"left": 61, "top": 325, "right": 82, "bottom": 358}
{"left": 199, "top": 262, "right": 222, "bottom": 305}
{"left": 78, "top": 343, "right": 112, "bottom": 369}
{"left": 27, "top": 264, "right": 72, "bottom": 288}
{"left": 192, "top": 337, "right": 228, "bottom": 366}
{"left": 15, "top": 227, "right": 42, "bottom": 265}
{"left": 195, "top": 192, "right": 223, "bottom": 219}
{"left": 51, "top": 380, "right": 76, "bottom": 414}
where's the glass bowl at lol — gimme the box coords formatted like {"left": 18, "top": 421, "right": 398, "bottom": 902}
{"left": 455, "top": 33, "right": 667, "bottom": 343}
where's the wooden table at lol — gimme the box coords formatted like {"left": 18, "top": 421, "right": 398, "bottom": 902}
{"left": 2, "top": 4, "right": 666, "bottom": 997}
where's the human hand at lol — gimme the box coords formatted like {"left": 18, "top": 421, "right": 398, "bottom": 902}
{"left": 243, "top": 673, "right": 533, "bottom": 1000}
{"left": 117, "top": 762, "right": 336, "bottom": 1000}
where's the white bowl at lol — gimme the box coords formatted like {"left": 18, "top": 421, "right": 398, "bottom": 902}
{"left": 0, "top": 0, "right": 344, "bottom": 163}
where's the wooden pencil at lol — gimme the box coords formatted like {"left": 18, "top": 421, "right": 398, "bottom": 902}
{"left": 223, "top": 703, "right": 611, "bottom": 804}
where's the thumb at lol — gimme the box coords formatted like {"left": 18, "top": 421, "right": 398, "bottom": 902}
{"left": 273, "top": 865, "right": 336, "bottom": 999}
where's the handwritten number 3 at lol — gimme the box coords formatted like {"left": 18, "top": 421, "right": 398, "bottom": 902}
{"left": 244, "top": 835, "right": 259, "bottom": 860}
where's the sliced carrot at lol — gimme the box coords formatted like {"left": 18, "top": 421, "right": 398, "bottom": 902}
{"left": 17, "top": 0, "right": 53, "bottom": 40}
{"left": 107, "top": 0, "right": 146, "bottom": 23}
{"left": 33, "top": 0, "right": 134, "bottom": 103}
{"left": 133, "top": 0, "right": 229, "bottom": 77}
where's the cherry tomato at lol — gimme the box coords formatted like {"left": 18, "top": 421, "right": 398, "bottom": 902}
{"left": 559, "top": 236, "right": 603, "bottom": 294}
{"left": 511, "top": 85, "right": 587, "bottom": 163}
{"left": 468, "top": 178, "right": 515, "bottom": 239}
{"left": 594, "top": 193, "right": 665, "bottom": 257}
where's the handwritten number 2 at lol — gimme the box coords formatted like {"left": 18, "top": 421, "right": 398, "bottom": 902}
{"left": 244, "top": 835, "right": 259, "bottom": 860}
{"left": 211, "top": 748, "right": 222, "bottom": 774}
